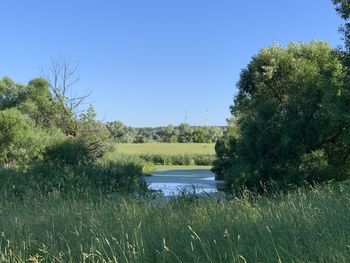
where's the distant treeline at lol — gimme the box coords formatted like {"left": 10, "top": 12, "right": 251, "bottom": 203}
{"left": 106, "top": 121, "right": 225, "bottom": 143}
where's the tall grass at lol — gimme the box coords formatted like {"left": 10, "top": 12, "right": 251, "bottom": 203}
{"left": 0, "top": 155, "right": 145, "bottom": 198}
{"left": 0, "top": 182, "right": 350, "bottom": 262}
{"left": 138, "top": 153, "right": 215, "bottom": 166}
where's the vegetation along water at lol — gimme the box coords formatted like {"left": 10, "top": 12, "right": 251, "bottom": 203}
{"left": 0, "top": 1, "right": 350, "bottom": 262}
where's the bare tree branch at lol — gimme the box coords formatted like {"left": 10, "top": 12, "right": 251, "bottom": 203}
{"left": 42, "top": 56, "right": 89, "bottom": 115}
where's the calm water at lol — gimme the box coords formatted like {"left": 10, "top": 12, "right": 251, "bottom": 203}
{"left": 143, "top": 169, "right": 223, "bottom": 196}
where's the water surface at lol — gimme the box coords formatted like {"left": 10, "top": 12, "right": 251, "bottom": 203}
{"left": 143, "top": 169, "right": 223, "bottom": 196}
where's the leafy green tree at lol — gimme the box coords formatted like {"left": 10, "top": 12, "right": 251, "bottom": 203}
{"left": 212, "top": 119, "right": 239, "bottom": 180}
{"left": 213, "top": 41, "right": 349, "bottom": 192}
{"left": 0, "top": 77, "right": 24, "bottom": 110}
{"left": 207, "top": 126, "right": 223, "bottom": 143}
{"left": 18, "top": 78, "right": 61, "bottom": 128}
{"left": 193, "top": 128, "right": 209, "bottom": 143}
{"left": 77, "top": 105, "right": 110, "bottom": 160}
{"left": 177, "top": 123, "right": 194, "bottom": 143}
{"left": 158, "top": 125, "right": 179, "bottom": 142}
{"left": 0, "top": 74, "right": 109, "bottom": 168}
{"left": 106, "top": 121, "right": 136, "bottom": 143}
{"left": 135, "top": 128, "right": 155, "bottom": 143}
{"left": 0, "top": 108, "right": 60, "bottom": 167}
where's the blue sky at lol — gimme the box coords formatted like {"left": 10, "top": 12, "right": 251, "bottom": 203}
{"left": 0, "top": 0, "right": 343, "bottom": 127}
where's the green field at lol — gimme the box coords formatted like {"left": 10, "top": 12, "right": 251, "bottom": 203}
{"left": 1, "top": 183, "right": 350, "bottom": 262}
{"left": 113, "top": 143, "right": 215, "bottom": 155}
{"left": 104, "top": 143, "right": 216, "bottom": 167}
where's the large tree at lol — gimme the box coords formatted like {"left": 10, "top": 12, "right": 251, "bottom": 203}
{"left": 213, "top": 41, "right": 349, "bottom": 192}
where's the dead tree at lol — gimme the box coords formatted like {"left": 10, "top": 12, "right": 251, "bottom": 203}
{"left": 42, "top": 57, "right": 108, "bottom": 159}
{"left": 42, "top": 57, "right": 90, "bottom": 136}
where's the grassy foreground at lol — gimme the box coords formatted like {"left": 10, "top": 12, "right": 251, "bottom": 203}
{"left": 113, "top": 143, "right": 215, "bottom": 155}
{"left": 1, "top": 183, "right": 350, "bottom": 262}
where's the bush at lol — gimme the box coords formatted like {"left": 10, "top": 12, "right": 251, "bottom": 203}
{"left": 0, "top": 108, "right": 64, "bottom": 168}
{"left": 137, "top": 153, "right": 214, "bottom": 166}
{"left": 193, "top": 154, "right": 216, "bottom": 165}
{"left": 45, "top": 139, "right": 91, "bottom": 165}
{"left": 0, "top": 156, "right": 145, "bottom": 198}
{"left": 34, "top": 160, "right": 143, "bottom": 195}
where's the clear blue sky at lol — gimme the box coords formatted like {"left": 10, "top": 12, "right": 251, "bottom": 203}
{"left": 0, "top": 0, "right": 343, "bottom": 127}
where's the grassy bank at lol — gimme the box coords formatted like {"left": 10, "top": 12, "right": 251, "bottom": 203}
{"left": 153, "top": 165, "right": 212, "bottom": 171}
{"left": 1, "top": 182, "right": 350, "bottom": 262}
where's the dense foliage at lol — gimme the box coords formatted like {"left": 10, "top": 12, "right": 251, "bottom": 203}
{"left": 213, "top": 41, "right": 350, "bottom": 192}
{"left": 106, "top": 121, "right": 224, "bottom": 143}
{"left": 0, "top": 77, "right": 64, "bottom": 167}
{"left": 0, "top": 156, "right": 144, "bottom": 198}
{"left": 0, "top": 74, "right": 143, "bottom": 194}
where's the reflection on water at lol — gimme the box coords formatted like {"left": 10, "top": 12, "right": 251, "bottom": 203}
{"left": 148, "top": 182, "right": 219, "bottom": 196}
{"left": 143, "top": 169, "right": 223, "bottom": 196}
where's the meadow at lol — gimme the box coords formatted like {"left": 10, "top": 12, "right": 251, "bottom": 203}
{"left": 1, "top": 182, "right": 350, "bottom": 262}
{"left": 105, "top": 143, "right": 216, "bottom": 166}
{"left": 113, "top": 143, "right": 215, "bottom": 155}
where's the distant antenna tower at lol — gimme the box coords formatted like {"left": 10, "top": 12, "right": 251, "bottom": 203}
{"left": 205, "top": 109, "right": 209, "bottom": 127}
{"left": 185, "top": 110, "right": 188, "bottom": 123}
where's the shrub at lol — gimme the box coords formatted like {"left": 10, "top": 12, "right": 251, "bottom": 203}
{"left": 0, "top": 108, "right": 63, "bottom": 168}
{"left": 137, "top": 153, "right": 214, "bottom": 166}
{"left": 193, "top": 154, "right": 215, "bottom": 165}
{"left": 45, "top": 139, "right": 91, "bottom": 165}
{"left": 0, "top": 156, "right": 145, "bottom": 198}
{"left": 32, "top": 159, "right": 143, "bottom": 195}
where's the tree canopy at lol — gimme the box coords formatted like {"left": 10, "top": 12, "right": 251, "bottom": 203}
{"left": 0, "top": 75, "right": 106, "bottom": 168}
{"left": 213, "top": 41, "right": 350, "bottom": 192}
